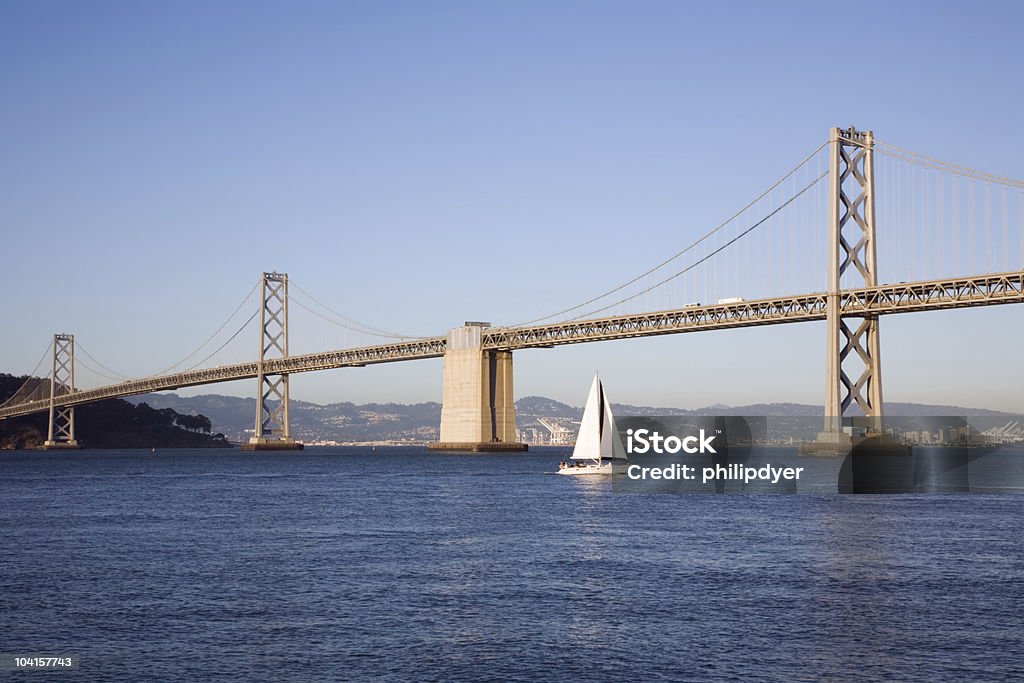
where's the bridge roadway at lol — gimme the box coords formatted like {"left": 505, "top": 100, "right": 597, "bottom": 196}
{"left": 2, "top": 269, "right": 1022, "bottom": 420}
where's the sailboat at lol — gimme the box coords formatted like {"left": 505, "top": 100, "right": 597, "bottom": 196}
{"left": 557, "top": 373, "right": 627, "bottom": 475}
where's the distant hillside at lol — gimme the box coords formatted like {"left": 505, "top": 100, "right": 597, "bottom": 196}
{"left": 129, "top": 393, "right": 442, "bottom": 443}
{"left": 515, "top": 396, "right": 579, "bottom": 418}
{"left": 127, "top": 391, "right": 1018, "bottom": 445}
{"left": 0, "top": 374, "right": 231, "bottom": 450}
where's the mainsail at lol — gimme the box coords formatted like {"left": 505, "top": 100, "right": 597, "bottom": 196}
{"left": 571, "top": 374, "right": 602, "bottom": 460}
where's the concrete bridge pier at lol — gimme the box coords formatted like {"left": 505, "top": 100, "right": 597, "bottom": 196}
{"left": 429, "top": 323, "right": 527, "bottom": 452}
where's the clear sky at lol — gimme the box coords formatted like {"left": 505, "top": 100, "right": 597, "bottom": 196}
{"left": 2, "top": 0, "right": 1022, "bottom": 412}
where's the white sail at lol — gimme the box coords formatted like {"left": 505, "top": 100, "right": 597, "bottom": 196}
{"left": 599, "top": 385, "right": 627, "bottom": 461}
{"left": 571, "top": 374, "right": 602, "bottom": 460}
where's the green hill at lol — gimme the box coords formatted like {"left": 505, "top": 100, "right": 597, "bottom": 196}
{"left": 0, "top": 374, "right": 231, "bottom": 450}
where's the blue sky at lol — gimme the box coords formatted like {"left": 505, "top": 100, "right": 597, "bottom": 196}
{"left": 2, "top": 1, "right": 1022, "bottom": 412}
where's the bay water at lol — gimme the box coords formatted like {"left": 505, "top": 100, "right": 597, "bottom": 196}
{"left": 2, "top": 447, "right": 1022, "bottom": 681}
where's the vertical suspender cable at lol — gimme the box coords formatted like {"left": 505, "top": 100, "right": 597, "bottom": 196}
{"left": 922, "top": 168, "right": 930, "bottom": 280}
{"left": 953, "top": 176, "right": 960, "bottom": 276}
{"left": 968, "top": 182, "right": 976, "bottom": 273}
{"left": 935, "top": 172, "right": 943, "bottom": 278}
{"left": 1001, "top": 186, "right": 1009, "bottom": 271}
{"left": 984, "top": 186, "right": 992, "bottom": 272}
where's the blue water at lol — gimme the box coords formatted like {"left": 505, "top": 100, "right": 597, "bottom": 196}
{"left": 2, "top": 447, "right": 1022, "bottom": 681}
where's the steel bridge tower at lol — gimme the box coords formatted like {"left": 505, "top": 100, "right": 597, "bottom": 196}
{"left": 820, "top": 126, "right": 884, "bottom": 444}
{"left": 44, "top": 333, "right": 80, "bottom": 449}
{"left": 242, "top": 272, "right": 303, "bottom": 451}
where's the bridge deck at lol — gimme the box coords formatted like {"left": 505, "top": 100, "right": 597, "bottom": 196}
{"left": 2, "top": 270, "right": 1021, "bottom": 420}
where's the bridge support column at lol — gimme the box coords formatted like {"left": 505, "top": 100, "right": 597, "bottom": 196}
{"left": 429, "top": 323, "right": 527, "bottom": 452}
{"left": 817, "top": 126, "right": 885, "bottom": 451}
{"left": 44, "top": 333, "right": 80, "bottom": 449}
{"left": 242, "top": 272, "right": 303, "bottom": 451}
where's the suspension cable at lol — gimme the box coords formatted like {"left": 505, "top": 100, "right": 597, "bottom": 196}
{"left": 289, "top": 280, "right": 425, "bottom": 339}
{"left": 178, "top": 310, "right": 260, "bottom": 373}
{"left": 562, "top": 170, "right": 828, "bottom": 321}
{"left": 75, "top": 356, "right": 128, "bottom": 383}
{"left": 289, "top": 296, "right": 408, "bottom": 338}
{"left": 875, "top": 141, "right": 1024, "bottom": 189}
{"left": 506, "top": 140, "right": 829, "bottom": 327}
{"left": 76, "top": 342, "right": 131, "bottom": 380}
{"left": 146, "top": 279, "right": 261, "bottom": 377}
{"left": 76, "top": 281, "right": 261, "bottom": 385}
{"left": 0, "top": 341, "right": 54, "bottom": 407}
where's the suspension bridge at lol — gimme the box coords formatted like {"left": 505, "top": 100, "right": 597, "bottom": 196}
{"left": 2, "top": 126, "right": 1022, "bottom": 450}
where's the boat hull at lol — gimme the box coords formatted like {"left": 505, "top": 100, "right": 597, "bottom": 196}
{"left": 557, "top": 462, "right": 614, "bottom": 475}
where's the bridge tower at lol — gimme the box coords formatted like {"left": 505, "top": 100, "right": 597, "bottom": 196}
{"left": 429, "top": 323, "right": 527, "bottom": 452}
{"left": 820, "top": 126, "right": 884, "bottom": 445}
{"left": 44, "top": 333, "right": 80, "bottom": 449}
{"left": 241, "top": 272, "right": 303, "bottom": 451}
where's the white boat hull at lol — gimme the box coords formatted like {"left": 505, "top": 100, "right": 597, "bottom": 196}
{"left": 557, "top": 461, "right": 614, "bottom": 475}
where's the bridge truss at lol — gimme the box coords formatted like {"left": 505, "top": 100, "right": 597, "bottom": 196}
{"left": 2, "top": 269, "right": 1021, "bottom": 422}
